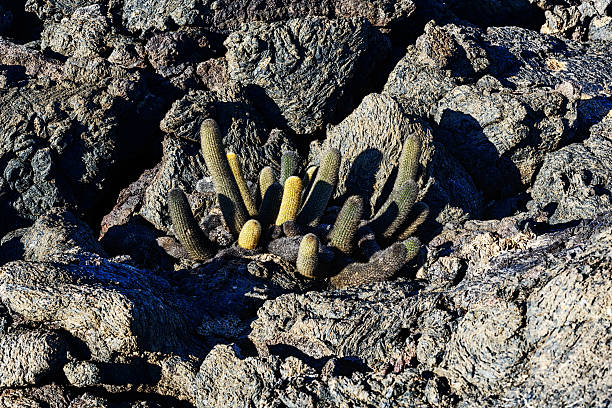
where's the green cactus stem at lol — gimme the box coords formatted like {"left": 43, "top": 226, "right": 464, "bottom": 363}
{"left": 297, "top": 149, "right": 341, "bottom": 226}
{"left": 330, "top": 242, "right": 410, "bottom": 289}
{"left": 397, "top": 202, "right": 429, "bottom": 240}
{"left": 395, "top": 134, "right": 421, "bottom": 189}
{"left": 402, "top": 236, "right": 421, "bottom": 261}
{"left": 297, "top": 233, "right": 319, "bottom": 279}
{"left": 167, "top": 188, "right": 215, "bottom": 261}
{"left": 368, "top": 180, "right": 418, "bottom": 241}
{"left": 375, "top": 135, "right": 421, "bottom": 218}
{"left": 227, "top": 152, "right": 258, "bottom": 217}
{"left": 329, "top": 195, "right": 364, "bottom": 255}
{"left": 200, "top": 119, "right": 249, "bottom": 236}
{"left": 280, "top": 151, "right": 299, "bottom": 187}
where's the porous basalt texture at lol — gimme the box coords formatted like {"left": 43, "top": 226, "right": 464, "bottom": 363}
{"left": 225, "top": 17, "right": 391, "bottom": 135}
{"left": 0, "top": 81, "right": 123, "bottom": 236}
{"left": 530, "top": 112, "right": 612, "bottom": 223}
{"left": 246, "top": 213, "right": 612, "bottom": 407}
{"left": 1, "top": 1, "right": 612, "bottom": 406}
{"left": 120, "top": 0, "right": 418, "bottom": 35}
{"left": 433, "top": 75, "right": 577, "bottom": 199}
{"left": 537, "top": 0, "right": 612, "bottom": 41}
{"left": 0, "top": 254, "right": 197, "bottom": 360}
{"left": 0, "top": 330, "right": 67, "bottom": 388}
{"left": 21, "top": 208, "right": 107, "bottom": 261}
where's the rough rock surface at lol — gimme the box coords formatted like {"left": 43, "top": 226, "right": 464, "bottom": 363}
{"left": 385, "top": 23, "right": 612, "bottom": 119}
{"left": 242, "top": 213, "right": 612, "bottom": 407}
{"left": 485, "top": 26, "right": 612, "bottom": 97}
{"left": 530, "top": 111, "right": 612, "bottom": 223}
{"left": 313, "top": 92, "right": 482, "bottom": 224}
{"left": 225, "top": 17, "right": 391, "bottom": 135}
{"left": 250, "top": 279, "right": 437, "bottom": 369}
{"left": 433, "top": 75, "right": 577, "bottom": 198}
{"left": 0, "top": 330, "right": 66, "bottom": 388}
{"left": 538, "top": 0, "right": 612, "bottom": 41}
{"left": 21, "top": 208, "right": 107, "bottom": 261}
{"left": 121, "top": 0, "right": 417, "bottom": 35}
{"left": 1, "top": 1, "right": 611, "bottom": 406}
{"left": 0, "top": 75, "right": 156, "bottom": 237}
{"left": 0, "top": 254, "right": 196, "bottom": 360}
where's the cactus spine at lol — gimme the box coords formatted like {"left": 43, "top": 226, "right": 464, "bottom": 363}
{"left": 280, "top": 151, "right": 299, "bottom": 187}
{"left": 330, "top": 242, "right": 408, "bottom": 289}
{"left": 397, "top": 202, "right": 429, "bottom": 240}
{"left": 297, "top": 149, "right": 340, "bottom": 226}
{"left": 238, "top": 219, "right": 262, "bottom": 250}
{"left": 200, "top": 119, "right": 249, "bottom": 236}
{"left": 259, "top": 166, "right": 275, "bottom": 200}
{"left": 275, "top": 176, "right": 303, "bottom": 226}
{"left": 369, "top": 180, "right": 418, "bottom": 241}
{"left": 402, "top": 236, "right": 421, "bottom": 261}
{"left": 329, "top": 195, "right": 363, "bottom": 254}
{"left": 168, "top": 188, "right": 215, "bottom": 261}
{"left": 297, "top": 233, "right": 319, "bottom": 279}
{"left": 226, "top": 152, "right": 258, "bottom": 217}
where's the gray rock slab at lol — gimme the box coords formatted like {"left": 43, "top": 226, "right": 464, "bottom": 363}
{"left": 225, "top": 16, "right": 390, "bottom": 135}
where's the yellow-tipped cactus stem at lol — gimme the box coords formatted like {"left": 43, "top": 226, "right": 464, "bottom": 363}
{"left": 297, "top": 148, "right": 341, "bottom": 226}
{"left": 257, "top": 181, "right": 282, "bottom": 228}
{"left": 275, "top": 176, "right": 303, "bottom": 226}
{"left": 226, "top": 152, "right": 258, "bottom": 217}
{"left": 259, "top": 166, "right": 276, "bottom": 200}
{"left": 238, "top": 219, "right": 262, "bottom": 250}
{"left": 329, "top": 195, "right": 364, "bottom": 254}
{"left": 397, "top": 202, "right": 429, "bottom": 240}
{"left": 167, "top": 188, "right": 215, "bottom": 261}
{"left": 200, "top": 119, "right": 249, "bottom": 236}
{"left": 297, "top": 233, "right": 319, "bottom": 279}
{"left": 280, "top": 151, "right": 299, "bottom": 187}
{"left": 301, "top": 165, "right": 318, "bottom": 200}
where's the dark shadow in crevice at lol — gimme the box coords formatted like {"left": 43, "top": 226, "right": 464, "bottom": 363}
{"left": 268, "top": 343, "right": 370, "bottom": 376}
{"left": 447, "top": 0, "right": 545, "bottom": 31}
{"left": 435, "top": 109, "right": 524, "bottom": 202}
{"left": 0, "top": 1, "right": 43, "bottom": 43}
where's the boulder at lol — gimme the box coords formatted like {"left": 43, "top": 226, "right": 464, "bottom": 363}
{"left": 225, "top": 17, "right": 391, "bottom": 135}
{"left": 538, "top": 0, "right": 612, "bottom": 41}
{"left": 312, "top": 92, "right": 482, "bottom": 224}
{"left": 121, "top": 0, "right": 417, "bottom": 35}
{"left": 0, "top": 330, "right": 67, "bottom": 388}
{"left": 21, "top": 209, "right": 106, "bottom": 261}
{"left": 433, "top": 75, "right": 577, "bottom": 199}
{"left": 530, "top": 112, "right": 612, "bottom": 224}
{"left": 0, "top": 254, "right": 195, "bottom": 360}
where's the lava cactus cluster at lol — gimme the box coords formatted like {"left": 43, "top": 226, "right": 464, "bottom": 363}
{"left": 168, "top": 119, "right": 429, "bottom": 288}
